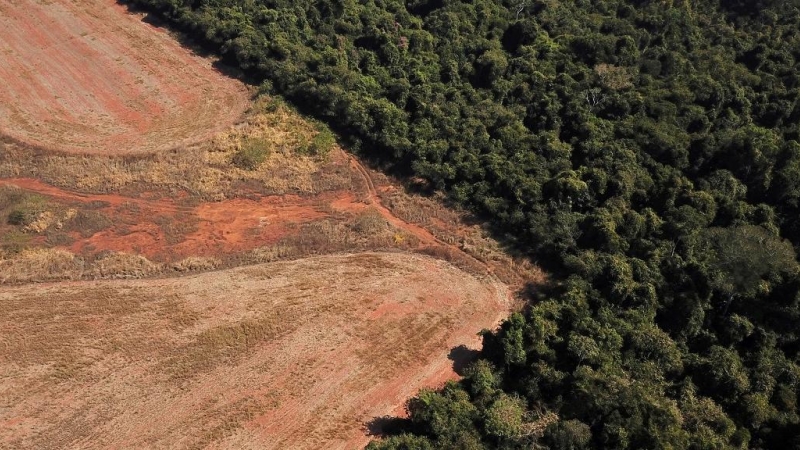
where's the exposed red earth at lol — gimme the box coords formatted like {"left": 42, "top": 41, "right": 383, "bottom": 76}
{"left": 0, "top": 150, "right": 508, "bottom": 276}
{"left": 1, "top": 177, "right": 329, "bottom": 261}
{"left": 0, "top": 157, "right": 524, "bottom": 448}
{"left": 0, "top": 0, "right": 249, "bottom": 154}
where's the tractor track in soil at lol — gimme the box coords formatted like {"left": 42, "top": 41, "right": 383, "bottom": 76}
{"left": 346, "top": 151, "right": 499, "bottom": 279}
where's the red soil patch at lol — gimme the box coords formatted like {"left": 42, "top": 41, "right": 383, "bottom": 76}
{"left": 1, "top": 172, "right": 501, "bottom": 282}
{"left": 0, "top": 150, "right": 528, "bottom": 447}
{"left": 0, "top": 253, "right": 510, "bottom": 449}
{"left": 0, "top": 0, "right": 249, "bottom": 154}
{"left": 1, "top": 178, "right": 332, "bottom": 261}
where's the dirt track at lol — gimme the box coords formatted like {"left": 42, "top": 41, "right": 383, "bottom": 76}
{"left": 0, "top": 253, "right": 510, "bottom": 449}
{"left": 0, "top": 0, "right": 249, "bottom": 154}
{"left": 0, "top": 152, "right": 526, "bottom": 447}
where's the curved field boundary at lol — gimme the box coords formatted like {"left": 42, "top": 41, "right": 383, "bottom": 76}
{"left": 0, "top": 0, "right": 249, "bottom": 154}
{"left": 0, "top": 252, "right": 510, "bottom": 449}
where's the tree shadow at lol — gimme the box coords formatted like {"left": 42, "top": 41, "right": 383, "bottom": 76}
{"left": 448, "top": 344, "right": 480, "bottom": 376}
{"left": 364, "top": 415, "right": 413, "bottom": 437}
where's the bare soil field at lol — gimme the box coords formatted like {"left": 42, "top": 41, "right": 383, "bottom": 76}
{"left": 0, "top": 0, "right": 249, "bottom": 154}
{"left": 0, "top": 100, "right": 540, "bottom": 447}
{"left": 0, "top": 252, "right": 510, "bottom": 449}
{"left": 0, "top": 8, "right": 540, "bottom": 446}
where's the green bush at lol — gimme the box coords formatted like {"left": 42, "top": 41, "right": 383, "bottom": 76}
{"left": 232, "top": 138, "right": 269, "bottom": 170}
{"left": 7, "top": 209, "right": 28, "bottom": 226}
{"left": 298, "top": 127, "right": 335, "bottom": 156}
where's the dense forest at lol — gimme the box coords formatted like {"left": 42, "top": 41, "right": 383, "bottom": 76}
{"left": 123, "top": 0, "right": 800, "bottom": 447}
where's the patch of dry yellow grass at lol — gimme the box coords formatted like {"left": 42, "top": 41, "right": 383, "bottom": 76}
{"left": 170, "top": 256, "right": 221, "bottom": 272}
{"left": 0, "top": 248, "right": 165, "bottom": 284}
{"left": 0, "top": 248, "right": 83, "bottom": 283}
{"left": 0, "top": 97, "right": 350, "bottom": 199}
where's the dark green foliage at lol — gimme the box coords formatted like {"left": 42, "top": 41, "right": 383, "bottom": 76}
{"left": 543, "top": 420, "right": 592, "bottom": 450}
{"left": 365, "top": 434, "right": 435, "bottom": 450}
{"left": 7, "top": 209, "right": 28, "bottom": 226}
{"left": 232, "top": 137, "right": 269, "bottom": 170}
{"left": 125, "top": 0, "right": 800, "bottom": 447}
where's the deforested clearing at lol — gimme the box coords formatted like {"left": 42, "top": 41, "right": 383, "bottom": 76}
{"left": 0, "top": 0, "right": 249, "bottom": 154}
{"left": 0, "top": 252, "right": 510, "bottom": 449}
{"left": 0, "top": 2, "right": 532, "bottom": 448}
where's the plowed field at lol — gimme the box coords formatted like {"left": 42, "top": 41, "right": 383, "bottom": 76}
{"left": 0, "top": 2, "right": 534, "bottom": 448}
{"left": 0, "top": 253, "right": 510, "bottom": 449}
{"left": 0, "top": 0, "right": 249, "bottom": 154}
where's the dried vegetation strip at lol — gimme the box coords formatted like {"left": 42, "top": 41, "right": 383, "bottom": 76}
{"left": 0, "top": 97, "right": 349, "bottom": 199}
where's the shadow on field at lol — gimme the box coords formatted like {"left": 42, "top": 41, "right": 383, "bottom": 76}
{"left": 448, "top": 344, "right": 480, "bottom": 376}
{"left": 364, "top": 415, "right": 413, "bottom": 437}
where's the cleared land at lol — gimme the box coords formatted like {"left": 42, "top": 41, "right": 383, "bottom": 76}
{"left": 0, "top": 252, "right": 510, "bottom": 449}
{"left": 0, "top": 0, "right": 249, "bottom": 154}
{"left": 0, "top": 4, "right": 536, "bottom": 448}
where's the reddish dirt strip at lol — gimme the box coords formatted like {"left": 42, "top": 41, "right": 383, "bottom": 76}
{"left": 0, "top": 164, "right": 502, "bottom": 279}
{"left": 0, "top": 0, "right": 249, "bottom": 154}
{"left": 0, "top": 253, "right": 510, "bottom": 449}
{"left": 1, "top": 177, "right": 329, "bottom": 261}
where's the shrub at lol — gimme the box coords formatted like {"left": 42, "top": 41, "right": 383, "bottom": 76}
{"left": 298, "top": 126, "right": 335, "bottom": 156}
{"left": 7, "top": 209, "right": 28, "bottom": 226}
{"left": 232, "top": 137, "right": 269, "bottom": 170}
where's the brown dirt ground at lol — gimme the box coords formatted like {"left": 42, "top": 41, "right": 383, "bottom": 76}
{"left": 0, "top": 252, "right": 511, "bottom": 449}
{"left": 0, "top": 3, "right": 544, "bottom": 447}
{"left": 0, "top": 144, "right": 539, "bottom": 448}
{"left": 0, "top": 0, "right": 249, "bottom": 154}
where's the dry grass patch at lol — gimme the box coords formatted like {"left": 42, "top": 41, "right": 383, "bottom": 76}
{"left": 0, "top": 97, "right": 350, "bottom": 199}
{"left": 0, "top": 248, "right": 83, "bottom": 283}
{"left": 0, "top": 249, "right": 171, "bottom": 284}
{"left": 350, "top": 207, "right": 390, "bottom": 235}
{"left": 170, "top": 256, "right": 221, "bottom": 272}
{"left": 88, "top": 252, "right": 163, "bottom": 280}
{"left": 62, "top": 209, "right": 111, "bottom": 238}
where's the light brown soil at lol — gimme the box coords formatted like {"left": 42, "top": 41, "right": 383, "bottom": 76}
{"left": 0, "top": 0, "right": 249, "bottom": 154}
{"left": 0, "top": 252, "right": 510, "bottom": 449}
